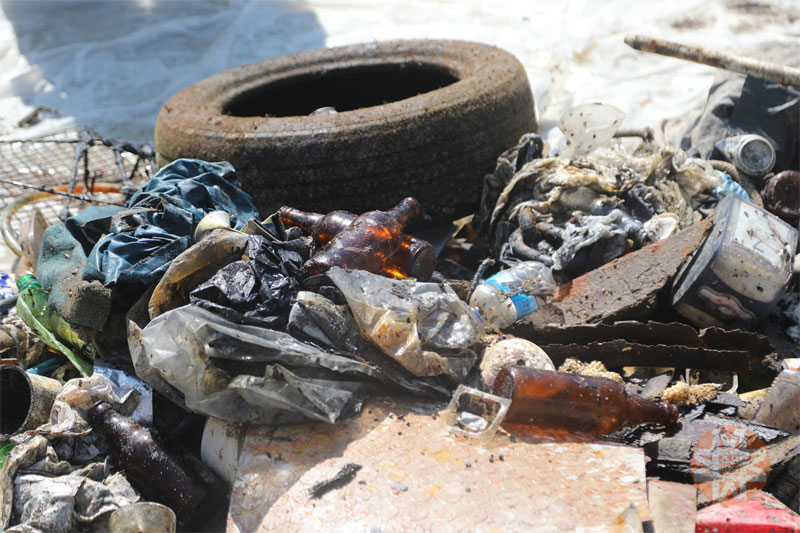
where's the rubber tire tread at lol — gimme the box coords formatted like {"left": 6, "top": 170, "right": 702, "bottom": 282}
{"left": 154, "top": 39, "right": 536, "bottom": 225}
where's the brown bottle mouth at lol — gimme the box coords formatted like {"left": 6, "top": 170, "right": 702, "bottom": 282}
{"left": 492, "top": 366, "right": 517, "bottom": 399}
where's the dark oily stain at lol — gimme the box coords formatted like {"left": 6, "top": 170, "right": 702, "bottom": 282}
{"left": 308, "top": 463, "right": 363, "bottom": 499}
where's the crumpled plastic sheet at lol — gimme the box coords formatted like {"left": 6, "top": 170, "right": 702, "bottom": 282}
{"left": 189, "top": 234, "right": 310, "bottom": 329}
{"left": 671, "top": 150, "right": 722, "bottom": 198}
{"left": 84, "top": 159, "right": 259, "bottom": 287}
{"left": 496, "top": 157, "right": 619, "bottom": 222}
{"left": 134, "top": 303, "right": 427, "bottom": 424}
{"left": 1, "top": 436, "right": 139, "bottom": 532}
{"left": 10, "top": 470, "right": 139, "bottom": 532}
{"left": 480, "top": 135, "right": 723, "bottom": 272}
{"left": 327, "top": 267, "right": 481, "bottom": 382}
{"left": 9, "top": 374, "right": 145, "bottom": 464}
{"left": 478, "top": 133, "right": 545, "bottom": 234}
{"left": 287, "top": 291, "right": 450, "bottom": 398}
{"left": 558, "top": 102, "right": 626, "bottom": 159}
{"left": 552, "top": 209, "right": 642, "bottom": 277}
{"left": 93, "top": 364, "right": 153, "bottom": 427}
{"left": 63, "top": 205, "right": 125, "bottom": 256}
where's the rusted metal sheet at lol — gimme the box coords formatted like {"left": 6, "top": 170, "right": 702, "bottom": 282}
{"left": 508, "top": 320, "right": 776, "bottom": 372}
{"left": 624, "top": 34, "right": 800, "bottom": 88}
{"left": 512, "top": 320, "right": 771, "bottom": 352}
{"left": 520, "top": 219, "right": 712, "bottom": 327}
{"left": 535, "top": 341, "right": 751, "bottom": 372}
{"left": 227, "top": 397, "right": 649, "bottom": 532}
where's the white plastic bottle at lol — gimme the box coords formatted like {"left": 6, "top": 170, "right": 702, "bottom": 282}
{"left": 469, "top": 262, "right": 556, "bottom": 329}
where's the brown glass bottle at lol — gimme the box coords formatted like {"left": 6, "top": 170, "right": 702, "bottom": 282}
{"left": 88, "top": 401, "right": 225, "bottom": 530}
{"left": 300, "top": 197, "right": 424, "bottom": 277}
{"left": 279, "top": 205, "right": 435, "bottom": 280}
{"left": 492, "top": 367, "right": 679, "bottom": 435}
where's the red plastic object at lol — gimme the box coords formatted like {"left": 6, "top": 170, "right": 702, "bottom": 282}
{"left": 696, "top": 490, "right": 800, "bottom": 532}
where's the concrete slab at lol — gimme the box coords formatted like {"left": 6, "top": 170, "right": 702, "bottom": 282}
{"left": 647, "top": 479, "right": 696, "bottom": 533}
{"left": 227, "top": 397, "right": 649, "bottom": 532}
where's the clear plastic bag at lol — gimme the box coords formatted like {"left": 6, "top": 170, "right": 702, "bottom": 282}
{"left": 327, "top": 267, "right": 481, "bottom": 382}
{"left": 135, "top": 303, "right": 407, "bottom": 425}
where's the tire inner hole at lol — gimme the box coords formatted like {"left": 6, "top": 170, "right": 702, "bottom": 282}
{"left": 223, "top": 62, "right": 459, "bottom": 117}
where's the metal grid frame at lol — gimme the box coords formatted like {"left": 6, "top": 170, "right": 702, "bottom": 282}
{"left": 0, "top": 127, "right": 152, "bottom": 237}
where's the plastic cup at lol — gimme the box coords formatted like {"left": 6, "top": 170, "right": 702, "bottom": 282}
{"left": 109, "top": 502, "right": 176, "bottom": 533}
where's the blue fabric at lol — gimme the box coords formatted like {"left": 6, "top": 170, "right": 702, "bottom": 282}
{"left": 63, "top": 205, "right": 124, "bottom": 255}
{"left": 710, "top": 170, "right": 751, "bottom": 202}
{"left": 84, "top": 159, "right": 259, "bottom": 286}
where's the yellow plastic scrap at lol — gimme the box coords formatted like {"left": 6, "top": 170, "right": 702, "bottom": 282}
{"left": 660, "top": 382, "right": 721, "bottom": 406}
{"left": 739, "top": 388, "right": 768, "bottom": 401}
{"left": 558, "top": 358, "right": 624, "bottom": 384}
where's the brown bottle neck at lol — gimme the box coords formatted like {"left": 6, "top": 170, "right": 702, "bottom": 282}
{"left": 278, "top": 206, "right": 324, "bottom": 235}
{"left": 89, "top": 401, "right": 144, "bottom": 441}
{"left": 627, "top": 395, "right": 679, "bottom": 427}
{"left": 385, "top": 198, "right": 421, "bottom": 228}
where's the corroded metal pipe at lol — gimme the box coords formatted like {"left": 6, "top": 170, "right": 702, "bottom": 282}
{"left": 625, "top": 34, "right": 800, "bottom": 87}
{"left": 0, "top": 364, "right": 61, "bottom": 434}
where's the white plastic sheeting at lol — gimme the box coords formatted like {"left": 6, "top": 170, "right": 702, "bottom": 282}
{"left": 0, "top": 0, "right": 798, "bottom": 144}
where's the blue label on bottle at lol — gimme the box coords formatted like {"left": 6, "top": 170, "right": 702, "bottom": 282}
{"left": 509, "top": 292, "right": 538, "bottom": 318}
{"left": 485, "top": 274, "right": 539, "bottom": 320}
{"left": 0, "top": 273, "right": 15, "bottom": 299}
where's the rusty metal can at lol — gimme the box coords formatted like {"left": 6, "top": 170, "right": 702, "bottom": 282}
{"left": 715, "top": 134, "right": 776, "bottom": 177}
{"left": 672, "top": 194, "right": 798, "bottom": 328}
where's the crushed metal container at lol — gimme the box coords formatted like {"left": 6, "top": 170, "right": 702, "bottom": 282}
{"left": 672, "top": 193, "right": 798, "bottom": 328}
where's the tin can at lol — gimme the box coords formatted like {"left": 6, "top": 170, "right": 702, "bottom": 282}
{"left": 714, "top": 134, "right": 776, "bottom": 177}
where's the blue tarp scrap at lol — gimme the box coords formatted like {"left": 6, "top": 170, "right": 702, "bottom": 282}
{"left": 83, "top": 159, "right": 259, "bottom": 286}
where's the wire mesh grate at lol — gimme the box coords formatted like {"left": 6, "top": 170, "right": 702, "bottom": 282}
{"left": 0, "top": 126, "right": 152, "bottom": 238}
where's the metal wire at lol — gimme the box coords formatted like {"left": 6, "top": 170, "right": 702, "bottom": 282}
{"left": 0, "top": 126, "right": 152, "bottom": 253}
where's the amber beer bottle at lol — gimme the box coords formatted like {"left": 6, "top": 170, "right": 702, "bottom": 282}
{"left": 300, "top": 197, "right": 426, "bottom": 277}
{"left": 88, "top": 401, "right": 224, "bottom": 529}
{"left": 280, "top": 204, "right": 435, "bottom": 280}
{"left": 492, "top": 367, "right": 679, "bottom": 435}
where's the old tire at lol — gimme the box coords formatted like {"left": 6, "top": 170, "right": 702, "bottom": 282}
{"left": 154, "top": 39, "right": 536, "bottom": 225}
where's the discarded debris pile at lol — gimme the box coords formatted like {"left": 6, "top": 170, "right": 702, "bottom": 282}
{"left": 1, "top": 36, "right": 800, "bottom": 532}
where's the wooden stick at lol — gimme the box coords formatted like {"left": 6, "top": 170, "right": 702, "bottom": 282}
{"left": 625, "top": 34, "right": 800, "bottom": 87}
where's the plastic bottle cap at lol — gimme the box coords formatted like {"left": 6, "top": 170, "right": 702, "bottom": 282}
{"left": 16, "top": 274, "right": 41, "bottom": 291}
